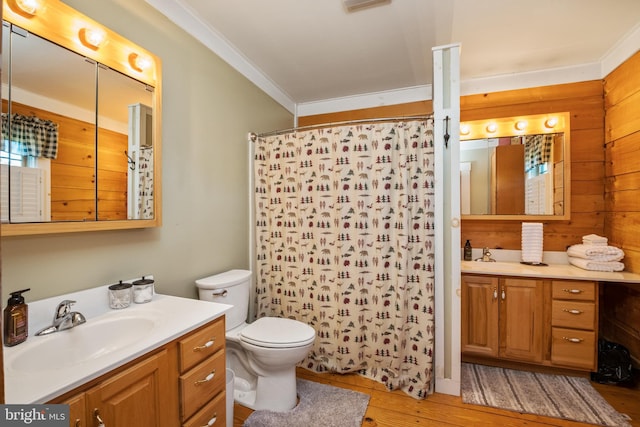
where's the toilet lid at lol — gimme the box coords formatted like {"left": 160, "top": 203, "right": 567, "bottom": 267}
{"left": 240, "top": 317, "right": 315, "bottom": 348}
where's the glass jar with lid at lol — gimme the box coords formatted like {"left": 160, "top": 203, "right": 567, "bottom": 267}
{"left": 108, "top": 281, "right": 132, "bottom": 309}
{"left": 132, "top": 276, "right": 154, "bottom": 304}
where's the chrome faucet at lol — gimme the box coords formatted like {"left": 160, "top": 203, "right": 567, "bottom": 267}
{"left": 476, "top": 247, "right": 496, "bottom": 262}
{"left": 36, "top": 300, "right": 86, "bottom": 336}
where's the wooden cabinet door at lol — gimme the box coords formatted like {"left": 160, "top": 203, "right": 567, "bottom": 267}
{"left": 64, "top": 392, "right": 86, "bottom": 427}
{"left": 85, "top": 349, "right": 176, "bottom": 427}
{"left": 461, "top": 275, "right": 499, "bottom": 357}
{"left": 499, "top": 278, "right": 544, "bottom": 362}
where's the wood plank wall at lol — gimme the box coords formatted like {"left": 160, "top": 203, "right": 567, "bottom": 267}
{"left": 601, "top": 50, "right": 640, "bottom": 363}
{"left": 3, "top": 101, "right": 128, "bottom": 221}
{"left": 299, "top": 80, "right": 606, "bottom": 253}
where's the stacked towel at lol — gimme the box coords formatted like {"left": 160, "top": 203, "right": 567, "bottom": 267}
{"left": 582, "top": 234, "right": 608, "bottom": 246}
{"left": 521, "top": 222, "right": 543, "bottom": 264}
{"left": 568, "top": 257, "right": 625, "bottom": 272}
{"left": 567, "top": 234, "right": 625, "bottom": 272}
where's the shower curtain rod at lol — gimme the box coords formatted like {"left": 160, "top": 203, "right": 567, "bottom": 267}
{"left": 249, "top": 114, "right": 434, "bottom": 141}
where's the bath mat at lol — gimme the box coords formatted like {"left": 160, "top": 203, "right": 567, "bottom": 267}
{"left": 242, "top": 379, "right": 370, "bottom": 427}
{"left": 461, "top": 363, "right": 631, "bottom": 427}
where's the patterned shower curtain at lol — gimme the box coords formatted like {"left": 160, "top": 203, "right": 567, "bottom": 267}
{"left": 254, "top": 119, "right": 436, "bottom": 399}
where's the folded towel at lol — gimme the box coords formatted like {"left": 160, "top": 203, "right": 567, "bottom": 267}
{"left": 522, "top": 223, "right": 543, "bottom": 263}
{"left": 582, "top": 234, "right": 608, "bottom": 245}
{"left": 567, "top": 244, "right": 624, "bottom": 262}
{"left": 568, "top": 257, "right": 624, "bottom": 272}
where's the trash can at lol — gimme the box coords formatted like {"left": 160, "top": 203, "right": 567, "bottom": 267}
{"left": 226, "top": 369, "right": 235, "bottom": 427}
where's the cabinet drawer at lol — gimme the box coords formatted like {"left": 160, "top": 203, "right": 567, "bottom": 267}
{"left": 551, "top": 327, "right": 596, "bottom": 371}
{"left": 183, "top": 390, "right": 226, "bottom": 427}
{"left": 179, "top": 318, "right": 225, "bottom": 372}
{"left": 180, "top": 350, "right": 226, "bottom": 421}
{"left": 552, "top": 281, "right": 596, "bottom": 301}
{"left": 551, "top": 300, "right": 596, "bottom": 330}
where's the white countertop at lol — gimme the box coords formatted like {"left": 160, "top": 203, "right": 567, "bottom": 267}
{"left": 461, "top": 260, "right": 640, "bottom": 283}
{"left": 3, "top": 284, "right": 231, "bottom": 404}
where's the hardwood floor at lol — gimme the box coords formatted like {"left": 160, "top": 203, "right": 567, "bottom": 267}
{"left": 233, "top": 367, "right": 639, "bottom": 426}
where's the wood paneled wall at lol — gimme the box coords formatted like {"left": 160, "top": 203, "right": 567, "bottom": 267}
{"left": 601, "top": 50, "right": 640, "bottom": 363}
{"left": 604, "top": 50, "right": 640, "bottom": 272}
{"left": 3, "top": 101, "right": 128, "bottom": 221}
{"left": 300, "top": 80, "right": 606, "bottom": 253}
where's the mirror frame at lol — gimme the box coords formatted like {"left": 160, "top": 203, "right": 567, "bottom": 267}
{"left": 460, "top": 112, "right": 571, "bottom": 221}
{"left": 1, "top": 0, "right": 162, "bottom": 236}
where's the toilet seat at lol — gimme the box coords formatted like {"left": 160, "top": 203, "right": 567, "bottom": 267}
{"left": 240, "top": 317, "right": 315, "bottom": 349}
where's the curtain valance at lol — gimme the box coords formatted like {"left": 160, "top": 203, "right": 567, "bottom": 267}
{"left": 1, "top": 113, "right": 59, "bottom": 159}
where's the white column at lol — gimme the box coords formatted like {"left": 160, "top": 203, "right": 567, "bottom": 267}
{"left": 432, "top": 43, "right": 461, "bottom": 396}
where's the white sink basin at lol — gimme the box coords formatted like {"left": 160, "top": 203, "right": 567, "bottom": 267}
{"left": 11, "top": 314, "right": 156, "bottom": 372}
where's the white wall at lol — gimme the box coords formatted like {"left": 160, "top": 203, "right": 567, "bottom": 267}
{"left": 1, "top": 0, "right": 293, "bottom": 302}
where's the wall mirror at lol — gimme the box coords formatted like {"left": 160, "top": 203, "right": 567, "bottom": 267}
{"left": 459, "top": 112, "right": 570, "bottom": 221}
{"left": 1, "top": 0, "right": 161, "bottom": 236}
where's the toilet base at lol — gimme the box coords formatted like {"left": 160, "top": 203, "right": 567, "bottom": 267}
{"left": 232, "top": 366, "right": 298, "bottom": 411}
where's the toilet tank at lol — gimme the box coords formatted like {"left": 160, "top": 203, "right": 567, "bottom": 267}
{"left": 196, "top": 269, "right": 251, "bottom": 331}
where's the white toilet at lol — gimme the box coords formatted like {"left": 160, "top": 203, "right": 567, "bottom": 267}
{"left": 196, "top": 269, "right": 315, "bottom": 411}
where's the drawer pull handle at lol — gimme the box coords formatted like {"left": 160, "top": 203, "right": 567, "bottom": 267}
{"left": 94, "top": 409, "right": 106, "bottom": 427}
{"left": 194, "top": 339, "right": 216, "bottom": 352}
{"left": 562, "top": 288, "right": 583, "bottom": 294}
{"left": 563, "top": 309, "right": 583, "bottom": 315}
{"left": 562, "top": 336, "right": 583, "bottom": 343}
{"left": 195, "top": 370, "right": 216, "bottom": 385}
{"left": 200, "top": 413, "right": 218, "bottom": 426}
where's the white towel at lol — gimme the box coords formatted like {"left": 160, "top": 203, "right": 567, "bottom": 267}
{"left": 568, "top": 256, "right": 624, "bottom": 272}
{"left": 567, "top": 244, "right": 624, "bottom": 262}
{"left": 521, "top": 223, "right": 543, "bottom": 263}
{"left": 582, "top": 234, "right": 608, "bottom": 246}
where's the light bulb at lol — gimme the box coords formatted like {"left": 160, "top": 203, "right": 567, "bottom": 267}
{"left": 515, "top": 120, "right": 527, "bottom": 131}
{"left": 486, "top": 123, "right": 497, "bottom": 133}
{"left": 15, "top": 0, "right": 39, "bottom": 14}
{"left": 79, "top": 28, "right": 106, "bottom": 49}
{"left": 460, "top": 124, "right": 470, "bottom": 136}
{"left": 544, "top": 117, "right": 558, "bottom": 129}
{"left": 128, "top": 53, "right": 153, "bottom": 72}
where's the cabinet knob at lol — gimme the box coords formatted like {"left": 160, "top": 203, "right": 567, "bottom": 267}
{"left": 193, "top": 338, "right": 216, "bottom": 352}
{"left": 562, "top": 336, "right": 583, "bottom": 343}
{"left": 562, "top": 308, "right": 583, "bottom": 315}
{"left": 194, "top": 369, "right": 217, "bottom": 386}
{"left": 493, "top": 288, "right": 498, "bottom": 300}
{"left": 200, "top": 413, "right": 218, "bottom": 426}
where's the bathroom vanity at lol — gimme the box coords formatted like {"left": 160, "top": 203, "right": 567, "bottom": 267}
{"left": 3, "top": 287, "right": 231, "bottom": 427}
{"left": 461, "top": 260, "right": 640, "bottom": 373}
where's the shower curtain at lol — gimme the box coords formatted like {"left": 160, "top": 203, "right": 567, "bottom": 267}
{"left": 254, "top": 118, "right": 436, "bottom": 399}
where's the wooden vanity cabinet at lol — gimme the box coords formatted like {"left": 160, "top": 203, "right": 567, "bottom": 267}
{"left": 53, "top": 316, "right": 226, "bottom": 427}
{"left": 178, "top": 317, "right": 227, "bottom": 426}
{"left": 550, "top": 280, "right": 598, "bottom": 371}
{"left": 462, "top": 274, "right": 599, "bottom": 373}
{"left": 59, "top": 348, "right": 177, "bottom": 427}
{"left": 461, "top": 275, "right": 544, "bottom": 363}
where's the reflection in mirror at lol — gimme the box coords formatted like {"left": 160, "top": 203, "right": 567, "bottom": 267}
{"left": 1, "top": 9, "right": 157, "bottom": 226}
{"left": 2, "top": 23, "right": 97, "bottom": 223}
{"left": 459, "top": 113, "right": 570, "bottom": 220}
{"left": 97, "top": 66, "right": 154, "bottom": 220}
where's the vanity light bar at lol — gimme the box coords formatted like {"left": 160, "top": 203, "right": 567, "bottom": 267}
{"left": 460, "top": 113, "right": 567, "bottom": 140}
{"left": 3, "top": 0, "right": 159, "bottom": 87}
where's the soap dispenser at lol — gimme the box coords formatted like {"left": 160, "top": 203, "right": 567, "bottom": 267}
{"left": 3, "top": 288, "right": 30, "bottom": 347}
{"left": 464, "top": 240, "right": 472, "bottom": 261}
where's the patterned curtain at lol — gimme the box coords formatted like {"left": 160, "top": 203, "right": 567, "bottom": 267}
{"left": 524, "top": 134, "right": 553, "bottom": 172}
{"left": 254, "top": 119, "right": 436, "bottom": 399}
{"left": 1, "top": 113, "right": 59, "bottom": 159}
{"left": 137, "top": 147, "right": 154, "bottom": 219}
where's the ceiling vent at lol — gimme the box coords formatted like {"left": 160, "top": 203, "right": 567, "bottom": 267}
{"left": 343, "top": 0, "right": 391, "bottom": 12}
